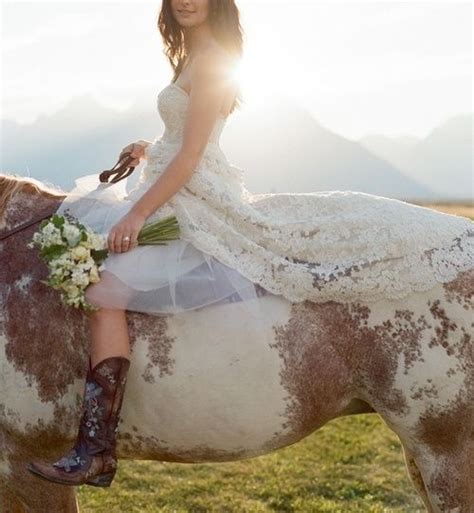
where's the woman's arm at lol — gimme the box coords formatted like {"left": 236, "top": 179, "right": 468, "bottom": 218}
{"left": 129, "top": 50, "right": 232, "bottom": 220}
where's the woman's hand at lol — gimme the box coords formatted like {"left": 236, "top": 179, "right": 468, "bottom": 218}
{"left": 108, "top": 211, "right": 147, "bottom": 253}
{"left": 119, "top": 140, "right": 151, "bottom": 166}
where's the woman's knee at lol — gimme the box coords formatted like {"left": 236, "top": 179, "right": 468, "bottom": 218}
{"left": 85, "top": 286, "right": 126, "bottom": 317}
{"left": 84, "top": 271, "right": 131, "bottom": 312}
{"left": 84, "top": 282, "right": 104, "bottom": 308}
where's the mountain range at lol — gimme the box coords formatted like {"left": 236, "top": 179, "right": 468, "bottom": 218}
{"left": 360, "top": 114, "right": 472, "bottom": 199}
{"left": 1, "top": 91, "right": 471, "bottom": 201}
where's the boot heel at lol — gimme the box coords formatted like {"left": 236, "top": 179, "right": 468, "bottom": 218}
{"left": 86, "top": 471, "right": 116, "bottom": 487}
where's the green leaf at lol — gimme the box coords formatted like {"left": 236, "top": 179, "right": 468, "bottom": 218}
{"left": 48, "top": 277, "right": 62, "bottom": 287}
{"left": 51, "top": 214, "right": 65, "bottom": 228}
{"left": 40, "top": 244, "right": 67, "bottom": 262}
{"left": 91, "top": 248, "right": 109, "bottom": 262}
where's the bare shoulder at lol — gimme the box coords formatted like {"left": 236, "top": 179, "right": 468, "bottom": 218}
{"left": 191, "top": 44, "right": 235, "bottom": 84}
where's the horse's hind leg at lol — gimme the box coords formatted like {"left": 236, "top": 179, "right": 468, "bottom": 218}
{"left": 410, "top": 442, "right": 473, "bottom": 513}
{"left": 401, "top": 444, "right": 435, "bottom": 512}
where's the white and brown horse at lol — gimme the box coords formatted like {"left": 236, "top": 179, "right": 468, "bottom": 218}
{"left": 0, "top": 173, "right": 472, "bottom": 513}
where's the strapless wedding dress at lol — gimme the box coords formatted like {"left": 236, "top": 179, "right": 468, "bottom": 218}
{"left": 56, "top": 82, "right": 474, "bottom": 313}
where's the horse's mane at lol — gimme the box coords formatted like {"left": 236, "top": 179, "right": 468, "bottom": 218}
{"left": 0, "top": 172, "right": 67, "bottom": 226}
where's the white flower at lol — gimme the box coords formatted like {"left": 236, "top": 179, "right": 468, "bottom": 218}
{"left": 62, "top": 283, "right": 81, "bottom": 296}
{"left": 71, "top": 269, "right": 90, "bottom": 287}
{"left": 77, "top": 259, "right": 94, "bottom": 272}
{"left": 63, "top": 224, "right": 82, "bottom": 247}
{"left": 51, "top": 253, "right": 75, "bottom": 270}
{"left": 32, "top": 232, "right": 44, "bottom": 245}
{"left": 84, "top": 232, "right": 106, "bottom": 251}
{"left": 42, "top": 223, "right": 63, "bottom": 246}
{"left": 89, "top": 266, "right": 100, "bottom": 283}
{"left": 51, "top": 266, "right": 67, "bottom": 278}
{"left": 71, "top": 245, "right": 89, "bottom": 261}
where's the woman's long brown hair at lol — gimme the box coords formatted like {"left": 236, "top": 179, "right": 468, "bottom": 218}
{"left": 157, "top": 0, "right": 244, "bottom": 114}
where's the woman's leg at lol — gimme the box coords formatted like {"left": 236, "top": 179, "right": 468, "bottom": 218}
{"left": 88, "top": 307, "right": 131, "bottom": 369}
{"left": 84, "top": 269, "right": 134, "bottom": 367}
{"left": 27, "top": 306, "right": 132, "bottom": 487}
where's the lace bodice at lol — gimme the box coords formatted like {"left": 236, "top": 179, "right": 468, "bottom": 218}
{"left": 155, "top": 83, "right": 227, "bottom": 146}
{"left": 138, "top": 83, "right": 236, "bottom": 186}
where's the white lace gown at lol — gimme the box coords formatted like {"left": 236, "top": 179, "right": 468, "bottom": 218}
{"left": 56, "top": 82, "right": 474, "bottom": 313}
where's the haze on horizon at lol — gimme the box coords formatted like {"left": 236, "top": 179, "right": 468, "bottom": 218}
{"left": 1, "top": 1, "right": 472, "bottom": 141}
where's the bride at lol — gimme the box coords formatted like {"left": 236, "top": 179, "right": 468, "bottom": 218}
{"left": 27, "top": 0, "right": 473, "bottom": 488}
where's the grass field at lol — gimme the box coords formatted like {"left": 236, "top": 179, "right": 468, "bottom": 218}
{"left": 413, "top": 200, "right": 473, "bottom": 220}
{"left": 78, "top": 415, "right": 424, "bottom": 512}
{"left": 78, "top": 201, "right": 472, "bottom": 512}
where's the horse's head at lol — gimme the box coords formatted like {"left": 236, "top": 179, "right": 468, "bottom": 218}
{"left": 0, "top": 173, "right": 66, "bottom": 232}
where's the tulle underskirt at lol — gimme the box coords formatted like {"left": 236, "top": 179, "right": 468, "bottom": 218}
{"left": 56, "top": 173, "right": 268, "bottom": 316}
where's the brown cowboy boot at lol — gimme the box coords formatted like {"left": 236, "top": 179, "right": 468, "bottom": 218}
{"left": 27, "top": 355, "right": 130, "bottom": 487}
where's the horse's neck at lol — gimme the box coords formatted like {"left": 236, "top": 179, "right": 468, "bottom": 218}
{"left": 3, "top": 188, "right": 63, "bottom": 232}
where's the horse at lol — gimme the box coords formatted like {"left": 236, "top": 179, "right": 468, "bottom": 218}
{"left": 0, "top": 172, "right": 472, "bottom": 513}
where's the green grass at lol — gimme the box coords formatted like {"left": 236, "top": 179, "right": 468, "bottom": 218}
{"left": 78, "top": 415, "right": 424, "bottom": 512}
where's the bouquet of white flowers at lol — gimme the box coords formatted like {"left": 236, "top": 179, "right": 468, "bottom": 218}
{"left": 27, "top": 212, "right": 180, "bottom": 311}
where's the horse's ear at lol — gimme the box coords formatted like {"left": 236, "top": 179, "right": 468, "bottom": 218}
{"left": 20, "top": 179, "right": 43, "bottom": 195}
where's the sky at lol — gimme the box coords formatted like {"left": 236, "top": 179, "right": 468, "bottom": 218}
{"left": 1, "top": 0, "right": 472, "bottom": 140}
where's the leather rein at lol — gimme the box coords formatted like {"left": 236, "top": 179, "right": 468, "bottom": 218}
{"left": 0, "top": 151, "right": 136, "bottom": 242}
